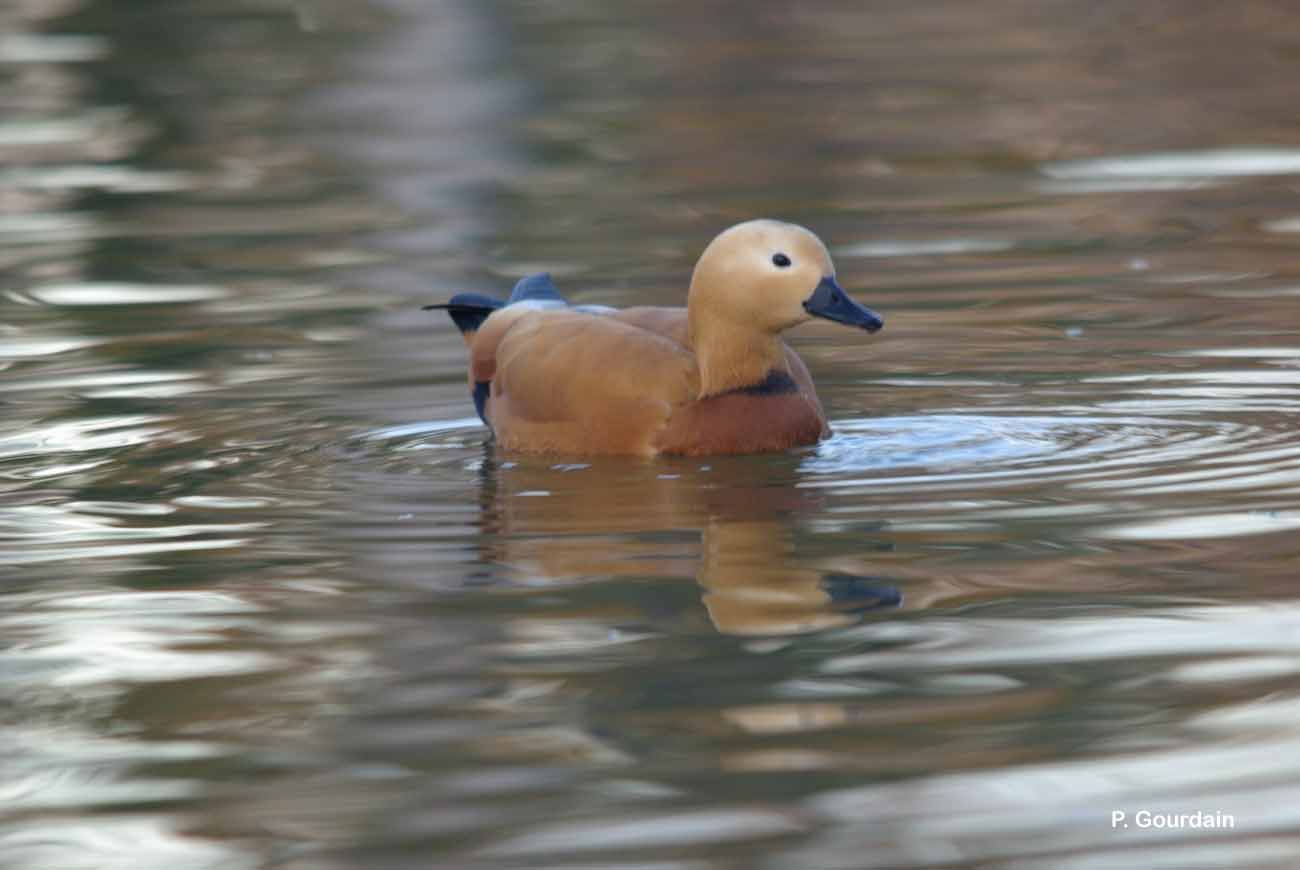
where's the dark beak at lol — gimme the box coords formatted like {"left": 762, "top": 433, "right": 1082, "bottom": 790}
{"left": 803, "top": 276, "right": 883, "bottom": 333}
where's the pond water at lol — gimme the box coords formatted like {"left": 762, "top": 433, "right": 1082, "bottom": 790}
{"left": 4, "top": 1, "right": 1300, "bottom": 867}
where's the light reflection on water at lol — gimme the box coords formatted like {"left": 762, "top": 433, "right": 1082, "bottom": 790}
{"left": 4, "top": 0, "right": 1300, "bottom": 868}
{"left": 1041, "top": 147, "right": 1300, "bottom": 181}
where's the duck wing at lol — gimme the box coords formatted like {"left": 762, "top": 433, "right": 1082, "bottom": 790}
{"left": 609, "top": 306, "right": 691, "bottom": 347}
{"left": 475, "top": 308, "right": 700, "bottom": 454}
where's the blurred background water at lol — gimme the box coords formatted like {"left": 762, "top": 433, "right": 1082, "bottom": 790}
{"left": 3, "top": 1, "right": 1300, "bottom": 867}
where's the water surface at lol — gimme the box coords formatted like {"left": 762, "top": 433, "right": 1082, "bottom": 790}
{"left": 4, "top": 1, "right": 1300, "bottom": 867}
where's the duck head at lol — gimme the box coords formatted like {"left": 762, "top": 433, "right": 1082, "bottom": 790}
{"left": 687, "top": 219, "right": 883, "bottom": 336}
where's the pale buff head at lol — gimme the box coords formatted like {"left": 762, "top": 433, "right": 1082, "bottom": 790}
{"left": 687, "top": 219, "right": 839, "bottom": 333}
{"left": 687, "top": 219, "right": 882, "bottom": 340}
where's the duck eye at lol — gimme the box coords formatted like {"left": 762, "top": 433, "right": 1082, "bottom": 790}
{"left": 772, "top": 253, "right": 792, "bottom": 268}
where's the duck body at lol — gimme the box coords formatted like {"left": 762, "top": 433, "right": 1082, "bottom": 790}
{"left": 427, "top": 220, "right": 882, "bottom": 456}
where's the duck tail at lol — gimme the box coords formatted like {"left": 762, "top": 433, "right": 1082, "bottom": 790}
{"left": 423, "top": 292, "right": 505, "bottom": 335}
{"left": 507, "top": 272, "right": 566, "bottom": 305}
{"left": 425, "top": 274, "right": 569, "bottom": 336}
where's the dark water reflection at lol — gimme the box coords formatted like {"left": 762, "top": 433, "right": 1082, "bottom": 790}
{"left": 4, "top": 0, "right": 1300, "bottom": 867}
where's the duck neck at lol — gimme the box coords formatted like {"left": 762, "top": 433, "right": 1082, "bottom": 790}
{"left": 688, "top": 315, "right": 784, "bottom": 397}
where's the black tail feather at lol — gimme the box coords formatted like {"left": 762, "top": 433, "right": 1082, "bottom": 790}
{"left": 425, "top": 274, "right": 567, "bottom": 335}
{"left": 423, "top": 292, "right": 505, "bottom": 334}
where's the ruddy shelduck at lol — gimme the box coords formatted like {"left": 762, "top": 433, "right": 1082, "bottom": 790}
{"left": 426, "top": 219, "right": 883, "bottom": 455}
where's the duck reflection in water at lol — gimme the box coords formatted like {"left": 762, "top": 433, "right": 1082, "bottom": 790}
{"left": 472, "top": 450, "right": 900, "bottom": 636}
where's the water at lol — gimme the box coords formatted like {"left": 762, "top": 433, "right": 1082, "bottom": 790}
{"left": 3, "top": 1, "right": 1300, "bottom": 867}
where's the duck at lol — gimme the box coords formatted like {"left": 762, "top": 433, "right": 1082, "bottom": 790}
{"left": 425, "top": 219, "right": 882, "bottom": 456}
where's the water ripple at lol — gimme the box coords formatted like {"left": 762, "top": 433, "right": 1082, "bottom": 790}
{"left": 23, "top": 282, "right": 227, "bottom": 306}
{"left": 803, "top": 414, "right": 1247, "bottom": 492}
{"left": 1042, "top": 147, "right": 1300, "bottom": 180}
{"left": 0, "top": 34, "right": 109, "bottom": 63}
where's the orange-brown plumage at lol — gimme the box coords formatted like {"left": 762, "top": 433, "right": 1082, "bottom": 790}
{"left": 428, "top": 220, "right": 882, "bottom": 456}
